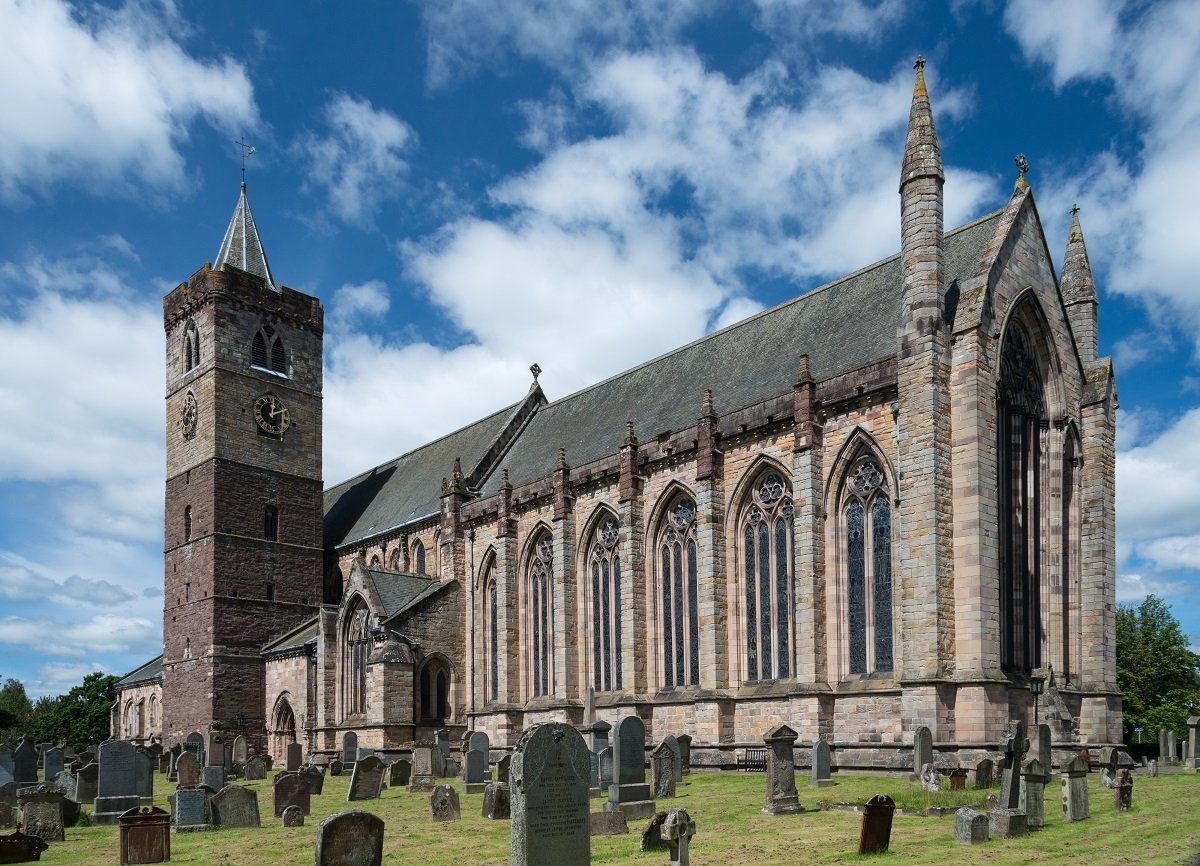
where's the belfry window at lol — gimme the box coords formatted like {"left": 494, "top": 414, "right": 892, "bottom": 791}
{"left": 658, "top": 494, "right": 700, "bottom": 688}
{"left": 841, "top": 455, "right": 893, "bottom": 675}
{"left": 527, "top": 531, "right": 554, "bottom": 698}
{"left": 742, "top": 472, "right": 794, "bottom": 682}
{"left": 251, "top": 324, "right": 287, "bottom": 375}
{"left": 589, "top": 516, "right": 623, "bottom": 692}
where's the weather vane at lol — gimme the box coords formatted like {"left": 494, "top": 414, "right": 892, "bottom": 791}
{"left": 236, "top": 137, "right": 257, "bottom": 186}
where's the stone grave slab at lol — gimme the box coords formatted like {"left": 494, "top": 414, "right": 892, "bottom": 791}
{"left": 912, "top": 726, "right": 933, "bottom": 775}
{"left": 53, "top": 771, "right": 75, "bottom": 803}
{"left": 315, "top": 810, "right": 384, "bottom": 866}
{"left": 202, "top": 765, "right": 226, "bottom": 792}
{"left": 604, "top": 716, "right": 655, "bottom": 820}
{"left": 1114, "top": 768, "right": 1132, "bottom": 811}
{"left": 676, "top": 735, "right": 692, "bottom": 776}
{"left": 762, "top": 724, "right": 803, "bottom": 814}
{"left": 341, "top": 733, "right": 357, "bottom": 769}
{"left": 430, "top": 785, "right": 460, "bottom": 822}
{"left": 172, "top": 786, "right": 210, "bottom": 831}
{"left": 347, "top": 755, "right": 386, "bottom": 802}
{"left": 118, "top": 805, "right": 170, "bottom": 864}
{"left": 988, "top": 806, "right": 1027, "bottom": 839}
{"left": 639, "top": 811, "right": 670, "bottom": 852}
{"left": 273, "top": 773, "right": 310, "bottom": 817}
{"left": 41, "top": 749, "right": 63, "bottom": 783}
{"left": 482, "top": 783, "right": 510, "bottom": 820}
{"left": 662, "top": 735, "right": 683, "bottom": 784}
{"left": 999, "top": 721, "right": 1029, "bottom": 809}
{"left": 954, "top": 806, "right": 989, "bottom": 843}
{"left": 210, "top": 785, "right": 260, "bottom": 828}
{"left": 408, "top": 747, "right": 437, "bottom": 792}
{"left": 232, "top": 736, "right": 248, "bottom": 766}
{"left": 465, "top": 749, "right": 490, "bottom": 794}
{"left": 176, "top": 752, "right": 200, "bottom": 789}
{"left": 857, "top": 794, "right": 894, "bottom": 855}
{"left": 282, "top": 804, "right": 304, "bottom": 827}
{"left": 329, "top": 760, "right": 344, "bottom": 777}
{"left": 511, "top": 722, "right": 591, "bottom": 866}
{"left": 974, "top": 758, "right": 994, "bottom": 789}
{"left": 497, "top": 754, "right": 511, "bottom": 784}
{"left": 1019, "top": 758, "right": 1049, "bottom": 828}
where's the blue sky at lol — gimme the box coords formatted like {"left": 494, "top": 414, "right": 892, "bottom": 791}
{"left": 1, "top": 0, "right": 1198, "bottom": 697}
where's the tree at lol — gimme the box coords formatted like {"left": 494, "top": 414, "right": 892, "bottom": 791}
{"left": 0, "top": 677, "right": 33, "bottom": 741}
{"left": 27, "top": 673, "right": 119, "bottom": 751}
{"left": 1116, "top": 595, "right": 1200, "bottom": 744}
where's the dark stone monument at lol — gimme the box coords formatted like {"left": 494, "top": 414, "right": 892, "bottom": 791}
{"left": 341, "top": 732, "right": 357, "bottom": 771}
{"left": 761, "top": 724, "right": 803, "bottom": 815}
{"left": 201, "top": 764, "right": 225, "bottom": 793}
{"left": 0, "top": 829, "right": 48, "bottom": 863}
{"left": 857, "top": 794, "right": 894, "bottom": 855}
{"left": 588, "top": 720, "right": 611, "bottom": 757}
{"left": 999, "top": 720, "right": 1029, "bottom": 809}
{"left": 589, "top": 810, "right": 628, "bottom": 836}
{"left": 1020, "top": 758, "right": 1049, "bottom": 828}
{"left": 273, "top": 773, "right": 310, "bottom": 818}
{"left": 640, "top": 811, "right": 670, "bottom": 852}
{"left": 482, "top": 782, "right": 511, "bottom": 820}
{"left": 598, "top": 748, "right": 613, "bottom": 789}
{"left": 176, "top": 752, "right": 200, "bottom": 788}
{"left": 347, "top": 755, "right": 386, "bottom": 802}
{"left": 1114, "top": 768, "right": 1132, "bottom": 811}
{"left": 989, "top": 806, "right": 1028, "bottom": 839}
{"left": 974, "top": 757, "right": 994, "bottom": 789}
{"left": 41, "top": 749, "right": 63, "bottom": 783}
{"left": 604, "top": 715, "right": 655, "bottom": 820}
{"left": 172, "top": 786, "right": 210, "bottom": 831}
{"left": 663, "top": 806, "right": 696, "bottom": 866}
{"left": 315, "top": 810, "right": 384, "bottom": 866}
{"left": 286, "top": 743, "right": 303, "bottom": 772}
{"left": 210, "top": 785, "right": 260, "bottom": 828}
{"left": 444, "top": 758, "right": 460, "bottom": 779}
{"left": 511, "top": 722, "right": 591, "bottom": 866}
{"left": 12, "top": 739, "right": 36, "bottom": 786}
{"left": 301, "top": 766, "right": 325, "bottom": 796}
{"left": 16, "top": 785, "right": 66, "bottom": 843}
{"left": 409, "top": 746, "right": 437, "bottom": 792}
{"left": 954, "top": 806, "right": 989, "bottom": 844}
{"left": 0, "top": 803, "right": 11, "bottom": 830}
{"left": 183, "top": 732, "right": 204, "bottom": 767}
{"left": 52, "top": 771, "right": 75, "bottom": 804}
{"left": 949, "top": 767, "right": 968, "bottom": 791}
{"left": 282, "top": 804, "right": 304, "bottom": 827}
{"left": 243, "top": 756, "right": 267, "bottom": 781}
{"left": 389, "top": 760, "right": 410, "bottom": 788}
{"left": 810, "top": 740, "right": 833, "bottom": 788}
{"left": 436, "top": 728, "right": 450, "bottom": 758}
{"left": 651, "top": 742, "right": 675, "bottom": 799}
{"left": 430, "top": 785, "right": 460, "bottom": 822}
{"left": 119, "top": 805, "right": 170, "bottom": 864}
{"left": 328, "top": 759, "right": 343, "bottom": 777}
{"left": 676, "top": 735, "right": 692, "bottom": 776}
{"left": 497, "top": 754, "right": 512, "bottom": 785}
{"left": 912, "top": 726, "right": 933, "bottom": 775}
{"left": 94, "top": 741, "right": 144, "bottom": 825}
{"left": 465, "top": 748, "right": 490, "bottom": 794}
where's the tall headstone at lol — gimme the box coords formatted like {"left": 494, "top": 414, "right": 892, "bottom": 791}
{"left": 210, "top": 784, "right": 261, "bottom": 828}
{"left": 1185, "top": 717, "right": 1200, "bottom": 771}
{"left": 1159, "top": 728, "right": 1170, "bottom": 762}
{"left": 341, "top": 732, "right": 358, "bottom": 769}
{"left": 468, "top": 731, "right": 490, "bottom": 758}
{"left": 465, "top": 749, "right": 490, "bottom": 794}
{"left": 1099, "top": 747, "right": 1117, "bottom": 788}
{"left": 604, "top": 716, "right": 655, "bottom": 819}
{"left": 436, "top": 729, "right": 450, "bottom": 758}
{"left": 589, "top": 720, "right": 611, "bottom": 757}
{"left": 347, "top": 755, "right": 386, "bottom": 802}
{"left": 42, "top": 748, "right": 64, "bottom": 782}
{"left": 430, "top": 785, "right": 460, "bottom": 822}
{"left": 912, "top": 726, "right": 933, "bottom": 776}
{"left": 301, "top": 766, "right": 325, "bottom": 796}
{"left": 1166, "top": 730, "right": 1177, "bottom": 763}
{"left": 409, "top": 746, "right": 437, "bottom": 792}
{"left": 166, "top": 745, "right": 181, "bottom": 783}
{"left": 316, "top": 810, "right": 384, "bottom": 866}
{"left": 857, "top": 794, "right": 894, "bottom": 855}
{"left": 176, "top": 752, "right": 201, "bottom": 788}
{"left": 93, "top": 740, "right": 143, "bottom": 825}
{"left": 232, "top": 735, "right": 248, "bottom": 766}
{"left": 1019, "top": 758, "right": 1048, "bottom": 828}
{"left": 273, "top": 773, "right": 310, "bottom": 817}
{"left": 17, "top": 784, "right": 66, "bottom": 843}
{"left": 999, "top": 721, "right": 1029, "bottom": 809}
{"left": 676, "top": 734, "right": 692, "bottom": 776}
{"left": 1060, "top": 755, "right": 1090, "bottom": 821}
{"left": 598, "top": 748, "right": 613, "bottom": 788}
{"left": 75, "top": 762, "right": 99, "bottom": 805}
{"left": 810, "top": 740, "right": 833, "bottom": 787}
{"left": 1033, "top": 724, "right": 1052, "bottom": 770}
{"left": 389, "top": 760, "right": 411, "bottom": 788}
{"left": 651, "top": 742, "right": 675, "bottom": 799}
{"left": 12, "top": 737, "right": 37, "bottom": 785}
{"left": 286, "top": 743, "right": 303, "bottom": 772}
{"left": 973, "top": 758, "right": 994, "bottom": 789}
{"left": 663, "top": 736, "right": 683, "bottom": 784}
{"left": 761, "top": 724, "right": 803, "bottom": 815}
{"left": 510, "top": 722, "right": 591, "bottom": 866}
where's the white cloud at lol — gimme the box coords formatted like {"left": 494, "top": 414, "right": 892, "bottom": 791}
{"left": 0, "top": 0, "right": 257, "bottom": 200}
{"left": 27, "top": 662, "right": 106, "bottom": 699}
{"left": 1003, "top": 0, "right": 1124, "bottom": 87}
{"left": 1136, "top": 536, "right": 1200, "bottom": 573}
{"left": 329, "top": 281, "right": 392, "bottom": 333}
{"left": 0, "top": 614, "right": 157, "bottom": 659}
{"left": 297, "top": 93, "right": 414, "bottom": 226}
{"left": 0, "top": 555, "right": 134, "bottom": 606}
{"left": 1116, "top": 571, "right": 1192, "bottom": 604}
{"left": 1117, "top": 408, "right": 1200, "bottom": 543}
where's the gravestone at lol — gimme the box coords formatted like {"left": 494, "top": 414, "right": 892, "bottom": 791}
{"left": 301, "top": 766, "right": 325, "bottom": 796}
{"left": 232, "top": 736, "right": 248, "bottom": 766}
{"left": 465, "top": 749, "right": 490, "bottom": 794}
{"left": 912, "top": 726, "right": 933, "bottom": 776}
{"left": 583, "top": 686, "right": 597, "bottom": 725}
{"left": 436, "top": 729, "right": 450, "bottom": 758}
{"left": 1033, "top": 724, "right": 1052, "bottom": 770}
{"left": 1060, "top": 755, "right": 1090, "bottom": 821}
{"left": 287, "top": 743, "right": 303, "bottom": 772}
{"left": 210, "top": 785, "right": 260, "bottom": 828}
{"left": 409, "top": 746, "right": 437, "bottom": 792}
{"left": 920, "top": 762, "right": 940, "bottom": 792}
{"left": 17, "top": 784, "right": 66, "bottom": 843}
{"left": 172, "top": 786, "right": 210, "bottom": 831}
{"left": 315, "top": 810, "right": 384, "bottom": 866}
{"left": 243, "top": 756, "right": 268, "bottom": 781}
{"left": 176, "top": 752, "right": 201, "bottom": 788}
{"left": 589, "top": 810, "right": 628, "bottom": 835}
{"left": 651, "top": 742, "right": 675, "bottom": 799}
{"left": 75, "top": 763, "right": 98, "bottom": 805}
{"left": 356, "top": 747, "right": 375, "bottom": 763}
{"left": 589, "top": 720, "right": 611, "bottom": 758}
{"left": 948, "top": 768, "right": 968, "bottom": 791}
{"left": 206, "top": 733, "right": 223, "bottom": 767}
{"left": 1149, "top": 759, "right": 1158, "bottom": 777}
{"left": 12, "top": 738, "right": 36, "bottom": 785}
{"left": 202, "top": 764, "right": 226, "bottom": 792}
{"left": 119, "top": 805, "right": 170, "bottom": 864}
{"left": 974, "top": 758, "right": 994, "bottom": 789}
{"left": 810, "top": 739, "right": 833, "bottom": 787}
{"left": 663, "top": 807, "right": 696, "bottom": 866}
{"left": 53, "top": 771, "right": 75, "bottom": 803}
{"left": 184, "top": 732, "right": 204, "bottom": 767}
{"left": 640, "top": 811, "right": 670, "bottom": 852}
{"left": 598, "top": 748, "right": 613, "bottom": 788}
{"left": 761, "top": 724, "right": 803, "bottom": 815}
{"left": 1185, "top": 717, "right": 1200, "bottom": 771}
{"left": 1100, "top": 748, "right": 1117, "bottom": 788}
{"left": 662, "top": 735, "right": 683, "bottom": 784}
{"left": 1114, "top": 768, "right": 1133, "bottom": 811}
{"left": 1166, "top": 730, "right": 1177, "bottom": 763}
{"left": 1159, "top": 728, "right": 1170, "bottom": 762}
{"left": 347, "top": 755, "right": 386, "bottom": 801}
{"left": 444, "top": 758, "right": 460, "bottom": 779}
{"left": 1019, "top": 758, "right": 1049, "bottom": 828}
{"left": 0, "top": 803, "right": 12, "bottom": 830}
{"left": 273, "top": 773, "right": 310, "bottom": 817}
{"left": 389, "top": 760, "right": 411, "bottom": 788}
{"left": 511, "top": 722, "right": 591, "bottom": 866}
{"left": 482, "top": 782, "right": 511, "bottom": 820}
{"left": 857, "top": 794, "right": 894, "bottom": 855}
{"left": 282, "top": 804, "right": 304, "bottom": 827}
{"left": 989, "top": 805, "right": 1027, "bottom": 839}
{"left": 999, "top": 721, "right": 1029, "bottom": 809}
{"left": 604, "top": 716, "right": 655, "bottom": 819}
{"left": 954, "top": 806, "right": 989, "bottom": 844}
{"left": 430, "top": 785, "right": 460, "bottom": 822}
{"left": 94, "top": 740, "right": 144, "bottom": 825}
{"left": 341, "top": 732, "right": 357, "bottom": 770}
{"left": 468, "top": 731, "right": 490, "bottom": 758}
{"left": 0, "top": 829, "right": 48, "bottom": 862}
{"left": 676, "top": 735, "right": 692, "bottom": 776}
{"left": 166, "top": 746, "right": 181, "bottom": 783}
{"left": 41, "top": 748, "right": 63, "bottom": 782}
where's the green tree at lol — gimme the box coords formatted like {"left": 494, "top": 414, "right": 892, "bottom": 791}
{"left": 1116, "top": 594, "right": 1200, "bottom": 745}
{"left": 26, "top": 673, "right": 119, "bottom": 751}
{"left": 0, "top": 677, "right": 33, "bottom": 741}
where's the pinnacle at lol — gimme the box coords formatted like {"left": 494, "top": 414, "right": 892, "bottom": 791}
{"left": 900, "top": 56, "right": 944, "bottom": 190}
{"left": 1061, "top": 205, "right": 1096, "bottom": 305}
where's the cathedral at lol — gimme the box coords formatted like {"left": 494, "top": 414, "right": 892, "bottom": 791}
{"left": 113, "top": 62, "right": 1120, "bottom": 769}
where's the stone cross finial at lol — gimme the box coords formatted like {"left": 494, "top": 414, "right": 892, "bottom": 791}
{"left": 530, "top": 362, "right": 541, "bottom": 382}
{"left": 1070, "top": 203, "right": 1080, "bottom": 216}
{"left": 914, "top": 55, "right": 925, "bottom": 71}
{"left": 1015, "top": 153, "right": 1029, "bottom": 178}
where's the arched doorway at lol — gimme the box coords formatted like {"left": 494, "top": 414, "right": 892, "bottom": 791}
{"left": 270, "top": 694, "right": 297, "bottom": 764}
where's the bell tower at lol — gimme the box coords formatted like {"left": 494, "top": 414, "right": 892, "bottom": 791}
{"left": 161, "top": 182, "right": 324, "bottom": 749}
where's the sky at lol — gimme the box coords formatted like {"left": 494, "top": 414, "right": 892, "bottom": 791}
{"left": 1, "top": 0, "right": 1199, "bottom": 698}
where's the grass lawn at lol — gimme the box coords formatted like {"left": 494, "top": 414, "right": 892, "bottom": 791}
{"left": 34, "top": 767, "right": 1200, "bottom": 865}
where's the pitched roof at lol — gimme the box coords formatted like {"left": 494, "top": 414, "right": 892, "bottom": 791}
{"left": 479, "top": 208, "right": 1004, "bottom": 494}
{"left": 263, "top": 617, "right": 319, "bottom": 655}
{"left": 116, "top": 655, "right": 162, "bottom": 688}
{"left": 214, "top": 182, "right": 276, "bottom": 291}
{"left": 362, "top": 569, "right": 445, "bottom": 620}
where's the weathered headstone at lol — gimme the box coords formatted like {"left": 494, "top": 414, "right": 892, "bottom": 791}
{"left": 286, "top": 743, "right": 303, "bottom": 772}
{"left": 12, "top": 738, "right": 36, "bottom": 785}
{"left": 1114, "top": 768, "right": 1132, "bottom": 811}
{"left": 74, "top": 762, "right": 98, "bottom": 805}
{"left": 468, "top": 731, "right": 490, "bottom": 758}
{"left": 436, "top": 729, "right": 450, "bottom": 758}
{"left": 590, "top": 810, "right": 628, "bottom": 835}
{"left": 1060, "top": 755, "right": 1090, "bottom": 821}
{"left": 640, "top": 811, "right": 670, "bottom": 852}
{"left": 954, "top": 806, "right": 989, "bottom": 844}
{"left": 810, "top": 739, "right": 833, "bottom": 788}
{"left": 176, "top": 752, "right": 201, "bottom": 788}
{"left": 202, "top": 764, "right": 226, "bottom": 792}
{"left": 17, "top": 784, "right": 66, "bottom": 843}
{"left": 912, "top": 726, "right": 933, "bottom": 776}
{"left": 1099, "top": 746, "right": 1117, "bottom": 787}
{"left": 663, "top": 807, "right": 696, "bottom": 865}
{"left": 511, "top": 722, "right": 591, "bottom": 866}
{"left": 119, "top": 805, "right": 170, "bottom": 864}
{"left": 315, "top": 810, "right": 384, "bottom": 866}
{"left": 974, "top": 757, "right": 994, "bottom": 789}
{"left": 244, "top": 756, "right": 268, "bottom": 781}
{"left": 663, "top": 735, "right": 683, "bottom": 784}
{"left": 651, "top": 742, "right": 675, "bottom": 799}
{"left": 1033, "top": 724, "right": 1052, "bottom": 771}
{"left": 988, "top": 805, "right": 1027, "bottom": 839}
{"left": 1149, "top": 759, "right": 1158, "bottom": 777}
{"left": 676, "top": 735, "right": 692, "bottom": 776}
{"left": 482, "top": 782, "right": 511, "bottom": 820}
{"left": 389, "top": 760, "right": 411, "bottom": 788}
{"left": 999, "top": 721, "right": 1029, "bottom": 809}
{"left": 920, "top": 762, "right": 940, "bottom": 792}
{"left": 761, "top": 724, "right": 803, "bottom": 815}
{"left": 498, "top": 753, "right": 512, "bottom": 785}
{"left": 598, "top": 748, "right": 613, "bottom": 788}
{"left": 430, "top": 785, "right": 460, "bottom": 822}
{"left": 347, "top": 755, "right": 386, "bottom": 802}
{"left": 210, "top": 785, "right": 260, "bottom": 828}
{"left": 301, "top": 766, "right": 325, "bottom": 796}
{"left": 232, "top": 736, "right": 248, "bottom": 766}
{"left": 166, "top": 746, "right": 181, "bottom": 783}
{"left": 1185, "top": 717, "right": 1200, "bottom": 771}
{"left": 0, "top": 803, "right": 12, "bottom": 830}
{"left": 94, "top": 741, "right": 144, "bottom": 825}
{"left": 172, "top": 786, "right": 210, "bottom": 831}
{"left": 465, "top": 748, "right": 490, "bottom": 794}
{"left": 1166, "top": 730, "right": 1177, "bottom": 763}
{"left": 282, "top": 804, "right": 305, "bottom": 827}
{"left": 41, "top": 748, "right": 64, "bottom": 782}
{"left": 444, "top": 758, "right": 460, "bottom": 779}
{"left": 857, "top": 794, "right": 894, "bottom": 855}
{"left": 1019, "top": 758, "right": 1049, "bottom": 828}
{"left": 273, "top": 772, "right": 310, "bottom": 817}
{"left": 949, "top": 767, "right": 968, "bottom": 791}
{"left": 328, "top": 759, "right": 344, "bottom": 777}
{"left": 0, "top": 828, "right": 48, "bottom": 862}
{"left": 604, "top": 716, "right": 655, "bottom": 819}
{"left": 52, "top": 770, "right": 76, "bottom": 804}
{"left": 409, "top": 746, "right": 437, "bottom": 792}
{"left": 341, "top": 732, "right": 357, "bottom": 770}
{"left": 588, "top": 720, "right": 611, "bottom": 757}
{"left": 184, "top": 732, "right": 204, "bottom": 767}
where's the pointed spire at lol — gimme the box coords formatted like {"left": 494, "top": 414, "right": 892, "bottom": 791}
{"left": 214, "top": 181, "right": 277, "bottom": 291}
{"left": 900, "top": 55, "right": 944, "bottom": 191}
{"left": 1061, "top": 204, "right": 1099, "bottom": 361}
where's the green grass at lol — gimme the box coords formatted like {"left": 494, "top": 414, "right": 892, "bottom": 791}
{"left": 34, "top": 768, "right": 1200, "bottom": 865}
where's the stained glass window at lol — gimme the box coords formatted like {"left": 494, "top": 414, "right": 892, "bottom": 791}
{"left": 659, "top": 495, "right": 699, "bottom": 688}
{"left": 589, "top": 515, "right": 623, "bottom": 692}
{"left": 741, "top": 473, "right": 794, "bottom": 682}
{"left": 485, "top": 568, "right": 498, "bottom": 703}
{"left": 842, "top": 456, "right": 892, "bottom": 676}
{"left": 528, "top": 531, "right": 553, "bottom": 697}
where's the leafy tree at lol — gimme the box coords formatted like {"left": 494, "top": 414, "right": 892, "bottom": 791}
{"left": 0, "top": 677, "right": 33, "bottom": 741}
{"left": 27, "top": 673, "right": 119, "bottom": 751}
{"left": 1116, "top": 595, "right": 1200, "bottom": 745}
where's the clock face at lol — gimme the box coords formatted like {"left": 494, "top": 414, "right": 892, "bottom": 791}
{"left": 179, "top": 392, "right": 198, "bottom": 439}
{"left": 253, "top": 393, "right": 291, "bottom": 436}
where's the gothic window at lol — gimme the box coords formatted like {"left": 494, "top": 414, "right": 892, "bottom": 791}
{"left": 658, "top": 494, "right": 700, "bottom": 688}
{"left": 998, "top": 320, "right": 1044, "bottom": 673}
{"left": 527, "top": 531, "right": 554, "bottom": 698}
{"left": 1061, "top": 433, "right": 1080, "bottom": 683}
{"left": 342, "top": 600, "right": 370, "bottom": 718}
{"left": 483, "top": 563, "right": 499, "bottom": 703}
{"left": 251, "top": 324, "right": 287, "bottom": 375}
{"left": 389, "top": 548, "right": 402, "bottom": 571}
{"left": 369, "top": 554, "right": 380, "bottom": 567}
{"left": 413, "top": 539, "right": 427, "bottom": 575}
{"left": 742, "top": 472, "right": 794, "bottom": 682}
{"left": 147, "top": 695, "right": 158, "bottom": 730}
{"left": 418, "top": 658, "right": 451, "bottom": 723}
{"left": 588, "top": 515, "right": 623, "bottom": 692}
{"left": 263, "top": 505, "right": 278, "bottom": 541}
{"left": 183, "top": 320, "right": 199, "bottom": 372}
{"left": 841, "top": 455, "right": 893, "bottom": 675}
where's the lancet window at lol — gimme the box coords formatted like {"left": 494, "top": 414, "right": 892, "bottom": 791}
{"left": 842, "top": 455, "right": 893, "bottom": 675}
{"left": 342, "top": 600, "right": 370, "bottom": 718}
{"left": 482, "top": 562, "right": 499, "bottom": 703}
{"left": 251, "top": 324, "right": 286, "bottom": 374}
{"left": 589, "top": 516, "right": 623, "bottom": 692}
{"left": 527, "top": 531, "right": 554, "bottom": 698}
{"left": 742, "top": 472, "right": 794, "bottom": 682}
{"left": 659, "top": 494, "right": 700, "bottom": 688}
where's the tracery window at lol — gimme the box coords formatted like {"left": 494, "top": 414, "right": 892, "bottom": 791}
{"left": 742, "top": 472, "right": 794, "bottom": 682}
{"left": 483, "top": 563, "right": 499, "bottom": 703}
{"left": 659, "top": 494, "right": 700, "bottom": 688}
{"left": 1061, "top": 433, "right": 1080, "bottom": 682}
{"left": 842, "top": 455, "right": 893, "bottom": 675}
{"left": 251, "top": 324, "right": 287, "bottom": 375}
{"left": 527, "top": 531, "right": 554, "bottom": 698}
{"left": 389, "top": 548, "right": 402, "bottom": 571}
{"left": 589, "top": 516, "right": 623, "bottom": 692}
{"left": 413, "top": 539, "right": 427, "bottom": 575}
{"left": 342, "top": 600, "right": 370, "bottom": 718}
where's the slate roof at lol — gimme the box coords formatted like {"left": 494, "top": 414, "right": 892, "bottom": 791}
{"left": 214, "top": 182, "right": 276, "bottom": 291}
{"left": 323, "top": 402, "right": 520, "bottom": 548}
{"left": 478, "top": 208, "right": 1005, "bottom": 494}
{"left": 362, "top": 569, "right": 444, "bottom": 620}
{"left": 263, "top": 617, "right": 319, "bottom": 655}
{"left": 116, "top": 654, "right": 163, "bottom": 687}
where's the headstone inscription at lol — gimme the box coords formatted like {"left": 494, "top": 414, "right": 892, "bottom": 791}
{"left": 1114, "top": 768, "right": 1133, "bottom": 811}
{"left": 286, "top": 743, "right": 303, "bottom": 772}
{"left": 176, "top": 752, "right": 201, "bottom": 788}
{"left": 94, "top": 740, "right": 143, "bottom": 825}
{"left": 857, "top": 794, "right": 894, "bottom": 855}
{"left": 16, "top": 784, "right": 66, "bottom": 843}
{"left": 389, "top": 759, "right": 411, "bottom": 788}
{"left": 273, "top": 773, "right": 310, "bottom": 818}
{"left": 12, "top": 737, "right": 37, "bottom": 785}
{"left": 42, "top": 748, "right": 64, "bottom": 782}
{"left": 172, "top": 786, "right": 210, "bottom": 831}
{"left": 1019, "top": 758, "right": 1048, "bottom": 828}
{"left": 810, "top": 739, "right": 833, "bottom": 787}
{"left": 651, "top": 742, "right": 676, "bottom": 799}
{"left": 210, "top": 785, "right": 261, "bottom": 828}
{"left": 430, "top": 785, "right": 460, "bottom": 822}
{"left": 315, "top": 810, "right": 384, "bottom": 866}
{"left": 409, "top": 747, "right": 437, "bottom": 792}
{"left": 912, "top": 726, "right": 933, "bottom": 776}
{"left": 663, "top": 807, "right": 696, "bottom": 866}
{"left": 118, "top": 805, "right": 170, "bottom": 865}
{"left": 1060, "top": 755, "right": 1090, "bottom": 821}
{"left": 604, "top": 716, "right": 655, "bottom": 819}
{"left": 282, "top": 804, "right": 305, "bottom": 827}
{"left": 676, "top": 735, "right": 692, "bottom": 776}
{"left": 482, "top": 782, "right": 511, "bottom": 820}
{"left": 761, "top": 724, "right": 803, "bottom": 815}
{"left": 347, "top": 755, "right": 386, "bottom": 802}
{"left": 0, "top": 829, "right": 48, "bottom": 862}
{"left": 954, "top": 807, "right": 989, "bottom": 844}
{"left": 510, "top": 722, "right": 591, "bottom": 866}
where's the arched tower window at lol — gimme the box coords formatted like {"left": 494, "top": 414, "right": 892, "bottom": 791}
{"left": 998, "top": 319, "right": 1045, "bottom": 673}
{"left": 342, "top": 600, "right": 370, "bottom": 718}
{"left": 527, "top": 531, "right": 554, "bottom": 698}
{"left": 588, "top": 515, "right": 623, "bottom": 692}
{"left": 658, "top": 493, "right": 700, "bottom": 688}
{"left": 741, "top": 471, "right": 794, "bottom": 682}
{"left": 251, "top": 324, "right": 287, "bottom": 375}
{"left": 483, "top": 562, "right": 499, "bottom": 703}
{"left": 389, "top": 548, "right": 402, "bottom": 571}
{"left": 183, "top": 320, "right": 199, "bottom": 372}
{"left": 840, "top": 455, "right": 893, "bottom": 675}
{"left": 413, "top": 539, "right": 427, "bottom": 575}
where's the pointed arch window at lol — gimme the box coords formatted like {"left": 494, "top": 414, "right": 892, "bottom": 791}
{"left": 389, "top": 548, "right": 402, "bottom": 571}
{"left": 841, "top": 455, "right": 893, "bottom": 675}
{"left": 418, "top": 658, "right": 452, "bottom": 723}
{"left": 589, "top": 516, "right": 623, "bottom": 692}
{"left": 483, "top": 563, "right": 499, "bottom": 703}
{"left": 1061, "top": 432, "right": 1080, "bottom": 683}
{"left": 413, "top": 539, "right": 427, "bottom": 575}
{"left": 527, "top": 531, "right": 554, "bottom": 698}
{"left": 742, "top": 472, "right": 794, "bottom": 682}
{"left": 183, "top": 320, "right": 199, "bottom": 372}
{"left": 251, "top": 324, "right": 287, "bottom": 375}
{"left": 342, "top": 600, "right": 370, "bottom": 718}
{"left": 659, "top": 494, "right": 700, "bottom": 688}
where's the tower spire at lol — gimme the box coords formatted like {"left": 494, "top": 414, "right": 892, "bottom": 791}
{"left": 900, "top": 55, "right": 944, "bottom": 191}
{"left": 214, "top": 148, "right": 276, "bottom": 292}
{"left": 1061, "top": 204, "right": 1099, "bottom": 360}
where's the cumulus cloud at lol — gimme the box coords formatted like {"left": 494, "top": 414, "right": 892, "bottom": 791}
{"left": 1137, "top": 536, "right": 1200, "bottom": 573}
{"left": 1117, "top": 408, "right": 1200, "bottom": 543}
{"left": 297, "top": 93, "right": 415, "bottom": 226}
{"left": 0, "top": 614, "right": 158, "bottom": 659}
{"left": 0, "top": 556, "right": 134, "bottom": 606}
{"left": 27, "top": 662, "right": 106, "bottom": 699}
{"left": 1116, "top": 571, "right": 1192, "bottom": 604}
{"left": 328, "top": 280, "right": 392, "bottom": 333}
{"left": 0, "top": 0, "right": 258, "bottom": 201}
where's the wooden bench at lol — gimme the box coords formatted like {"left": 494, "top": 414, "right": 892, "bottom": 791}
{"left": 736, "top": 748, "right": 768, "bottom": 771}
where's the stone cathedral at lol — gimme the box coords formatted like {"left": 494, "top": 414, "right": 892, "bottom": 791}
{"left": 114, "top": 63, "right": 1120, "bottom": 769}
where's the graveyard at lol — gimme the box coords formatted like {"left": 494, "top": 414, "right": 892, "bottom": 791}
{"left": 4, "top": 759, "right": 1198, "bottom": 864}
